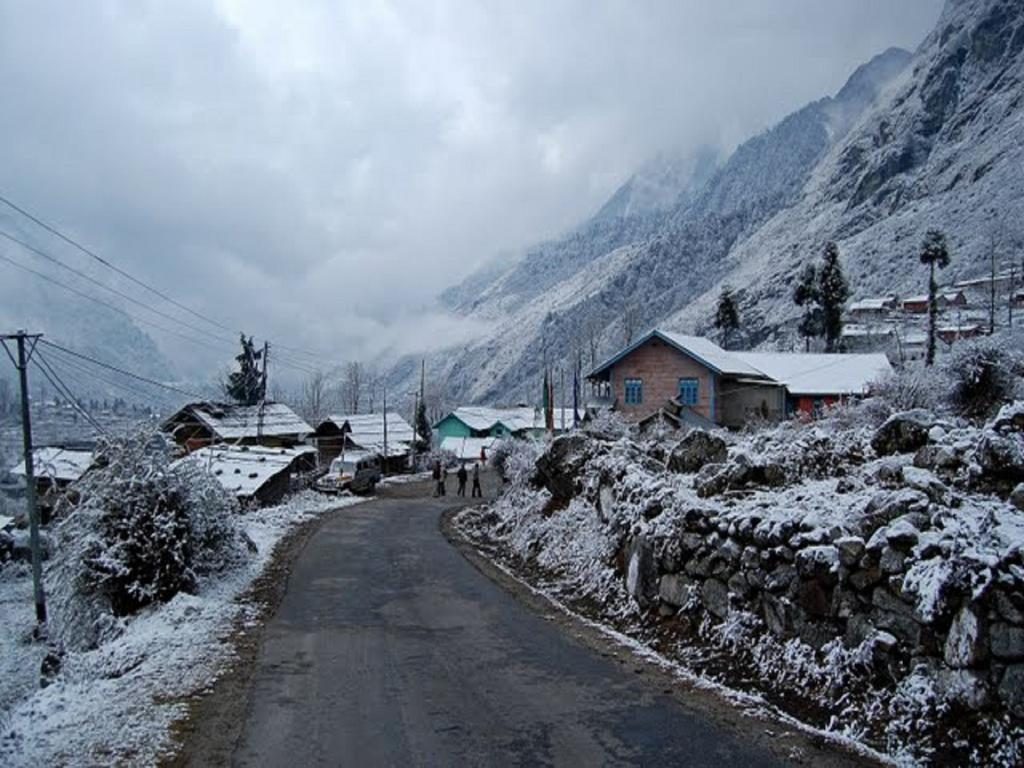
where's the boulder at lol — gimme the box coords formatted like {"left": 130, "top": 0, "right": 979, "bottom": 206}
{"left": 901, "top": 466, "right": 949, "bottom": 504}
{"left": 990, "top": 401, "right": 1024, "bottom": 433}
{"left": 944, "top": 605, "right": 987, "bottom": 669}
{"left": 975, "top": 433, "right": 1024, "bottom": 482}
{"left": 999, "top": 664, "right": 1024, "bottom": 717}
{"left": 762, "top": 593, "right": 793, "bottom": 637}
{"left": 625, "top": 535, "right": 659, "bottom": 607}
{"left": 990, "top": 623, "right": 1024, "bottom": 660}
{"left": 836, "top": 536, "right": 866, "bottom": 568}
{"left": 871, "top": 410, "right": 937, "bottom": 456}
{"left": 913, "top": 444, "right": 961, "bottom": 472}
{"left": 666, "top": 430, "right": 727, "bottom": 474}
{"left": 935, "top": 669, "right": 990, "bottom": 711}
{"left": 795, "top": 545, "right": 840, "bottom": 585}
{"left": 534, "top": 433, "right": 593, "bottom": 503}
{"left": 700, "top": 578, "right": 730, "bottom": 619}
{"left": 658, "top": 573, "right": 695, "bottom": 608}
{"left": 1011, "top": 483, "right": 1024, "bottom": 512}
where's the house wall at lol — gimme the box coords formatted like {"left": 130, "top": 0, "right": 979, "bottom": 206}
{"left": 718, "top": 383, "right": 785, "bottom": 428}
{"left": 436, "top": 416, "right": 473, "bottom": 440}
{"left": 609, "top": 337, "right": 716, "bottom": 422}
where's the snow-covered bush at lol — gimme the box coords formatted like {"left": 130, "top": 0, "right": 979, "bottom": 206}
{"left": 872, "top": 365, "right": 948, "bottom": 413}
{"left": 944, "top": 335, "right": 1023, "bottom": 419}
{"left": 489, "top": 437, "right": 543, "bottom": 486}
{"left": 583, "top": 408, "right": 629, "bottom": 440}
{"left": 50, "top": 430, "right": 248, "bottom": 650}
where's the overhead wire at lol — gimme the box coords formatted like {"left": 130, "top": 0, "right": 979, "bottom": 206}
{"left": 0, "top": 191, "right": 336, "bottom": 365}
{"left": 41, "top": 343, "right": 182, "bottom": 410}
{"left": 31, "top": 351, "right": 109, "bottom": 435}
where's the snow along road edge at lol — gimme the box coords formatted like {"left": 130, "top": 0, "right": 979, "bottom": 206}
{"left": 442, "top": 506, "right": 893, "bottom": 768}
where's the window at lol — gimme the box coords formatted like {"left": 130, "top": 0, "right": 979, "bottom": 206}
{"left": 678, "top": 377, "right": 699, "bottom": 406}
{"left": 624, "top": 378, "right": 643, "bottom": 405}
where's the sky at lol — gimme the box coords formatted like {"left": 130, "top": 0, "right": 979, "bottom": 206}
{"left": 0, "top": 0, "right": 944, "bottom": 379}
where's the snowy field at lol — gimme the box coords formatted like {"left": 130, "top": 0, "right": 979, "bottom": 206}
{"left": 0, "top": 491, "right": 364, "bottom": 766}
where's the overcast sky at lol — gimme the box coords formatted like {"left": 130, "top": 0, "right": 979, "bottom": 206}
{"left": 0, "top": 0, "right": 944, "bottom": 376}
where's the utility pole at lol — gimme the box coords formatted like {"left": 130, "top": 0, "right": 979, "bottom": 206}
{"left": 257, "top": 340, "right": 269, "bottom": 439}
{"left": 1, "top": 331, "right": 47, "bottom": 628}
{"left": 382, "top": 386, "right": 388, "bottom": 476}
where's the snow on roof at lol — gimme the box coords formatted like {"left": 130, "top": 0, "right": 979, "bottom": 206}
{"left": 325, "top": 412, "right": 415, "bottom": 454}
{"left": 442, "top": 406, "right": 577, "bottom": 433}
{"left": 657, "top": 332, "right": 767, "bottom": 377}
{"left": 902, "top": 291, "right": 965, "bottom": 305}
{"left": 841, "top": 324, "right": 895, "bottom": 337}
{"left": 10, "top": 447, "right": 94, "bottom": 483}
{"left": 172, "top": 402, "right": 313, "bottom": 441}
{"left": 734, "top": 352, "right": 892, "bottom": 396}
{"left": 849, "top": 297, "right": 895, "bottom": 311}
{"left": 440, "top": 436, "right": 501, "bottom": 461}
{"left": 174, "top": 444, "right": 316, "bottom": 498}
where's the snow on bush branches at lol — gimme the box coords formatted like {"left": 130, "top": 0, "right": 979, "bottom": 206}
{"left": 49, "top": 430, "right": 248, "bottom": 650}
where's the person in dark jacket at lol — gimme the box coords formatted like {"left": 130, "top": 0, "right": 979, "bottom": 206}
{"left": 456, "top": 464, "right": 468, "bottom": 496}
{"left": 440, "top": 465, "right": 448, "bottom": 496}
{"left": 471, "top": 462, "right": 483, "bottom": 498}
{"left": 432, "top": 460, "right": 442, "bottom": 497}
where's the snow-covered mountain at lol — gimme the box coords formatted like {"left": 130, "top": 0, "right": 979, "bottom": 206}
{"left": 393, "top": 0, "right": 1021, "bottom": 407}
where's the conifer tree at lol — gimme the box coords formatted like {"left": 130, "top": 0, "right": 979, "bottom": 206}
{"left": 226, "top": 334, "right": 265, "bottom": 405}
{"left": 919, "top": 230, "right": 951, "bottom": 366}
{"left": 793, "top": 263, "right": 822, "bottom": 352}
{"left": 714, "top": 285, "right": 741, "bottom": 349}
{"left": 818, "top": 241, "right": 849, "bottom": 352}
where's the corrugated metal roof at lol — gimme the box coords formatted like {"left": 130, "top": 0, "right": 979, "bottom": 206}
{"left": 734, "top": 352, "right": 892, "bottom": 396}
{"left": 174, "top": 444, "right": 316, "bottom": 498}
{"left": 10, "top": 447, "right": 93, "bottom": 483}
{"left": 173, "top": 402, "right": 313, "bottom": 440}
{"left": 322, "top": 412, "right": 416, "bottom": 455}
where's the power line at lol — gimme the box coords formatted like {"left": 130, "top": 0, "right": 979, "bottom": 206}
{"left": 38, "top": 340, "right": 208, "bottom": 401}
{"left": 41, "top": 343, "right": 181, "bottom": 409}
{"left": 31, "top": 351, "right": 109, "bottom": 435}
{"left": 0, "top": 191, "right": 335, "bottom": 362}
{"left": 0, "top": 227, "right": 241, "bottom": 346}
{"left": 0, "top": 191, "right": 235, "bottom": 335}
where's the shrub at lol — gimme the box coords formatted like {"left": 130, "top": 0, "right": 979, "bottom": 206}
{"left": 943, "top": 336, "right": 1023, "bottom": 419}
{"left": 872, "top": 365, "right": 948, "bottom": 413}
{"left": 50, "top": 430, "right": 247, "bottom": 650}
{"left": 489, "top": 438, "right": 542, "bottom": 486}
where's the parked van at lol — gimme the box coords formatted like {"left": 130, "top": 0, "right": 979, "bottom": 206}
{"left": 317, "top": 452, "right": 381, "bottom": 495}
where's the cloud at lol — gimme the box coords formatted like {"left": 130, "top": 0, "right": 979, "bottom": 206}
{"left": 0, "top": 0, "right": 943, "bottom": 381}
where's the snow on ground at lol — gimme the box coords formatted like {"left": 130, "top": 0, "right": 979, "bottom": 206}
{"left": 379, "top": 471, "right": 432, "bottom": 487}
{"left": 0, "top": 491, "right": 364, "bottom": 767}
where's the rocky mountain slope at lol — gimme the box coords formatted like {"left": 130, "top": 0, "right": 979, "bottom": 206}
{"left": 392, "top": 0, "right": 1022, "bottom": 408}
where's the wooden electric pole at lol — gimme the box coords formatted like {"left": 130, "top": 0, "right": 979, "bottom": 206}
{"left": 1, "top": 331, "right": 47, "bottom": 628}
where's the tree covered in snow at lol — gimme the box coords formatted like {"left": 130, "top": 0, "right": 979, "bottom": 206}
{"left": 818, "top": 241, "right": 849, "bottom": 352}
{"left": 943, "top": 333, "right": 1023, "bottom": 419}
{"left": 713, "top": 285, "right": 741, "bottom": 349}
{"left": 793, "top": 263, "right": 823, "bottom": 351}
{"left": 919, "top": 230, "right": 951, "bottom": 367}
{"left": 225, "top": 334, "right": 265, "bottom": 405}
{"left": 49, "top": 430, "right": 248, "bottom": 650}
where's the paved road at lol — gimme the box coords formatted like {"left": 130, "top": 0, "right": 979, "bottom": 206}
{"left": 232, "top": 488, "right": 785, "bottom": 767}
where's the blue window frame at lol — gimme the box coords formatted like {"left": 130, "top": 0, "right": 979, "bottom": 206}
{"left": 678, "top": 377, "right": 699, "bottom": 406}
{"left": 624, "top": 378, "right": 643, "bottom": 405}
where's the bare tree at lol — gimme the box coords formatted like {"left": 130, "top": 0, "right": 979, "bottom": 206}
{"left": 342, "top": 361, "right": 364, "bottom": 414}
{"left": 301, "top": 370, "right": 329, "bottom": 424}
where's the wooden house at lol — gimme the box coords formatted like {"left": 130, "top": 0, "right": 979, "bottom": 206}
{"left": 313, "top": 411, "right": 416, "bottom": 473}
{"left": 173, "top": 444, "right": 318, "bottom": 507}
{"left": 162, "top": 402, "right": 312, "bottom": 453}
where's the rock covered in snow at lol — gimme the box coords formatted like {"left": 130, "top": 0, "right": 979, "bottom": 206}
{"left": 944, "top": 605, "right": 987, "bottom": 669}
{"left": 871, "top": 410, "right": 938, "bottom": 456}
{"left": 666, "top": 430, "right": 727, "bottom": 474}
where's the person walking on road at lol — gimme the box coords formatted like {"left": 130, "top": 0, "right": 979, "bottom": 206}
{"left": 440, "top": 465, "right": 448, "bottom": 496}
{"left": 432, "top": 460, "right": 442, "bottom": 497}
{"left": 471, "top": 462, "right": 483, "bottom": 498}
{"left": 456, "top": 464, "right": 468, "bottom": 496}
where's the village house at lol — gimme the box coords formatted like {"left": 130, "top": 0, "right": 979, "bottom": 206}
{"left": 434, "top": 405, "right": 577, "bottom": 443}
{"left": 901, "top": 290, "right": 968, "bottom": 315}
{"left": 161, "top": 402, "right": 312, "bottom": 454}
{"left": 587, "top": 330, "right": 891, "bottom": 428}
{"left": 847, "top": 295, "right": 898, "bottom": 322}
{"left": 312, "top": 411, "right": 416, "bottom": 473}
{"left": 174, "top": 444, "right": 318, "bottom": 507}
{"left": 9, "top": 445, "right": 95, "bottom": 522}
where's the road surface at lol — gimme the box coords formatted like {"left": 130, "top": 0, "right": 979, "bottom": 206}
{"left": 231, "top": 486, "right": 792, "bottom": 767}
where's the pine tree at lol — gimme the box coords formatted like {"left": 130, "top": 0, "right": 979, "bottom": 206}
{"left": 226, "top": 334, "right": 265, "bottom": 405}
{"left": 714, "top": 286, "right": 741, "bottom": 349}
{"left": 415, "top": 398, "right": 431, "bottom": 451}
{"left": 919, "top": 230, "right": 952, "bottom": 367}
{"left": 793, "top": 263, "right": 822, "bottom": 352}
{"left": 818, "top": 241, "right": 849, "bottom": 352}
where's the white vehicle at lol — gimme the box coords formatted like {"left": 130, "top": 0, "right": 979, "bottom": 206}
{"left": 317, "top": 452, "right": 381, "bottom": 495}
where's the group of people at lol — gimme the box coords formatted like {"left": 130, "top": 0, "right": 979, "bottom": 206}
{"left": 432, "top": 460, "right": 483, "bottom": 498}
